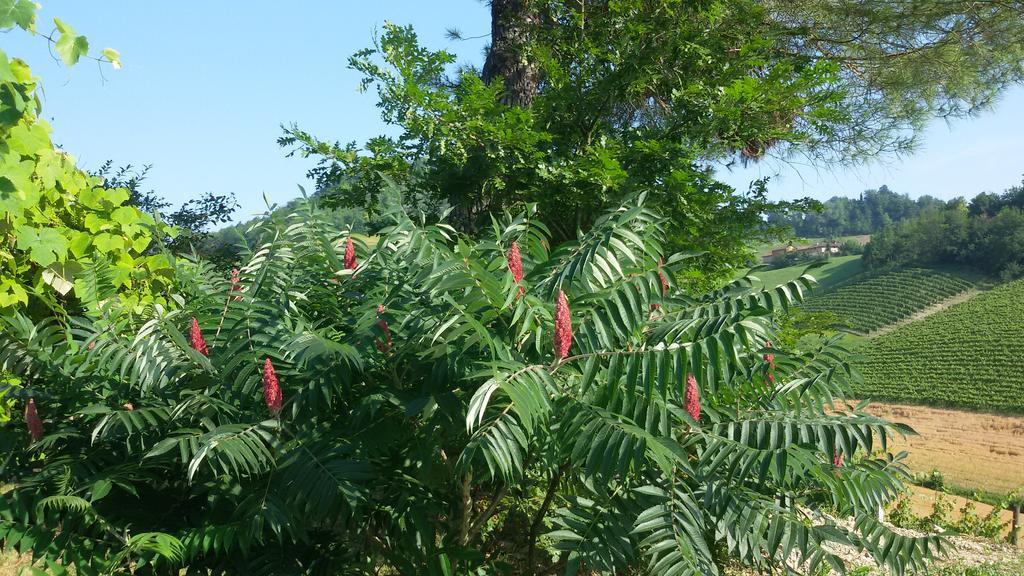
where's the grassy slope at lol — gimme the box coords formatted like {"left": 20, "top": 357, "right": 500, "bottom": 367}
{"left": 856, "top": 279, "right": 1024, "bottom": 412}
{"left": 747, "top": 254, "right": 864, "bottom": 293}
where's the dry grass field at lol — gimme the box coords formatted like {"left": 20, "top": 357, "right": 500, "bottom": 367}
{"left": 865, "top": 401, "right": 1024, "bottom": 495}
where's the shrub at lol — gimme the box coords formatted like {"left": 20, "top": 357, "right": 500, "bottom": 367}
{"left": 889, "top": 493, "right": 925, "bottom": 531}
{"left": 929, "top": 492, "right": 955, "bottom": 528}
{"left": 0, "top": 198, "right": 942, "bottom": 575}
{"left": 840, "top": 239, "right": 865, "bottom": 255}
{"left": 916, "top": 468, "right": 947, "bottom": 491}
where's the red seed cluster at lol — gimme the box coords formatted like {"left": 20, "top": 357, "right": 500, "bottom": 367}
{"left": 507, "top": 241, "right": 523, "bottom": 283}
{"left": 344, "top": 237, "right": 357, "bottom": 270}
{"left": 553, "top": 290, "right": 572, "bottom": 360}
{"left": 230, "top": 268, "right": 243, "bottom": 301}
{"left": 833, "top": 452, "right": 844, "bottom": 468}
{"left": 189, "top": 317, "right": 209, "bottom": 356}
{"left": 507, "top": 241, "right": 525, "bottom": 297}
{"left": 652, "top": 259, "right": 668, "bottom": 312}
{"left": 376, "top": 304, "right": 393, "bottom": 353}
{"left": 685, "top": 373, "right": 701, "bottom": 422}
{"left": 763, "top": 340, "right": 776, "bottom": 385}
{"left": 24, "top": 398, "right": 43, "bottom": 442}
{"left": 262, "top": 357, "right": 283, "bottom": 416}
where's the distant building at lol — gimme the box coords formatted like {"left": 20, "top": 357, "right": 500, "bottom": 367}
{"left": 762, "top": 241, "right": 840, "bottom": 264}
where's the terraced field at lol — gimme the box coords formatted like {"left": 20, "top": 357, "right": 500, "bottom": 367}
{"left": 857, "top": 279, "right": 1024, "bottom": 412}
{"left": 801, "top": 267, "right": 976, "bottom": 333}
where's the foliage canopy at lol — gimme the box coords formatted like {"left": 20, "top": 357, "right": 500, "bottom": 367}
{"left": 1, "top": 195, "right": 939, "bottom": 575}
{"left": 0, "top": 2, "right": 171, "bottom": 318}
{"left": 282, "top": 0, "right": 1024, "bottom": 285}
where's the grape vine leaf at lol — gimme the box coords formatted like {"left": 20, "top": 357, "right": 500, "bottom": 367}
{"left": 54, "top": 17, "right": 89, "bottom": 66}
{"left": 15, "top": 225, "right": 69, "bottom": 267}
{"left": 0, "top": 0, "right": 36, "bottom": 31}
{"left": 101, "top": 47, "right": 121, "bottom": 69}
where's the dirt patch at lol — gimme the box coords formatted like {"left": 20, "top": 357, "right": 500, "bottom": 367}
{"left": 0, "top": 551, "right": 30, "bottom": 576}
{"left": 863, "top": 401, "right": 1024, "bottom": 495}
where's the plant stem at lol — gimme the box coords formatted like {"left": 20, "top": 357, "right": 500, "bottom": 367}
{"left": 457, "top": 472, "right": 473, "bottom": 546}
{"left": 527, "top": 463, "right": 567, "bottom": 570}
{"left": 467, "top": 484, "right": 508, "bottom": 541}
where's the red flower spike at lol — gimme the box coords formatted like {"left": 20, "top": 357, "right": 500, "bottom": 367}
{"left": 833, "top": 452, "right": 844, "bottom": 467}
{"left": 189, "top": 317, "right": 209, "bottom": 356}
{"left": 685, "top": 373, "right": 701, "bottom": 422}
{"left": 507, "top": 241, "right": 525, "bottom": 298}
{"left": 344, "top": 237, "right": 357, "bottom": 270}
{"left": 25, "top": 398, "right": 43, "bottom": 442}
{"left": 262, "top": 357, "right": 283, "bottom": 416}
{"left": 230, "top": 268, "right": 243, "bottom": 301}
{"left": 553, "top": 290, "right": 573, "bottom": 360}
{"left": 507, "top": 241, "right": 524, "bottom": 283}
{"left": 376, "top": 304, "right": 393, "bottom": 353}
{"left": 652, "top": 259, "right": 668, "bottom": 312}
{"left": 763, "top": 339, "right": 774, "bottom": 364}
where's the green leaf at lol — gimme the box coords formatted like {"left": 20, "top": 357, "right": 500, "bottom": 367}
{"left": 42, "top": 261, "right": 80, "bottom": 295}
{"left": 68, "top": 231, "right": 92, "bottom": 257}
{"left": 8, "top": 121, "right": 51, "bottom": 154}
{"left": 93, "top": 232, "right": 125, "bottom": 253}
{"left": 0, "top": 50, "right": 15, "bottom": 83}
{"left": 111, "top": 205, "right": 139, "bottom": 227}
{"left": 0, "top": 278, "right": 28, "bottom": 306}
{"left": 101, "top": 47, "right": 121, "bottom": 69}
{"left": 0, "top": 0, "right": 35, "bottom": 30}
{"left": 54, "top": 17, "right": 90, "bottom": 66}
{"left": 15, "top": 225, "right": 69, "bottom": 267}
{"left": 90, "top": 479, "right": 112, "bottom": 502}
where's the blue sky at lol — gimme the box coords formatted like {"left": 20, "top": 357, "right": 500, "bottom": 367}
{"left": 7, "top": 1, "right": 1024, "bottom": 222}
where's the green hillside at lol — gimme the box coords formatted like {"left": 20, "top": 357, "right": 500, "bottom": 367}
{"left": 855, "top": 279, "right": 1024, "bottom": 411}
{"left": 801, "top": 267, "right": 977, "bottom": 333}
{"left": 750, "top": 255, "right": 864, "bottom": 292}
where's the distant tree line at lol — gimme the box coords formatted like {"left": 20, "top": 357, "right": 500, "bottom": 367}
{"left": 863, "top": 180, "right": 1024, "bottom": 280}
{"left": 766, "top": 185, "right": 951, "bottom": 237}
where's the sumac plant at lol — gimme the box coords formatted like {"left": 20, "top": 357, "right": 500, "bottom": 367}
{"left": 0, "top": 197, "right": 940, "bottom": 575}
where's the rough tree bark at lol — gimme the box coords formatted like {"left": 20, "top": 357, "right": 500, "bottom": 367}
{"left": 482, "top": 0, "right": 541, "bottom": 107}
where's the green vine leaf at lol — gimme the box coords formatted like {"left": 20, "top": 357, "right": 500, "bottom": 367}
{"left": 101, "top": 47, "right": 121, "bottom": 69}
{"left": 0, "top": 0, "right": 36, "bottom": 31}
{"left": 53, "top": 17, "right": 89, "bottom": 66}
{"left": 15, "top": 225, "right": 68, "bottom": 267}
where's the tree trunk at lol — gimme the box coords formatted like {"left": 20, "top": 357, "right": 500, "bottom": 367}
{"left": 483, "top": 0, "right": 540, "bottom": 107}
